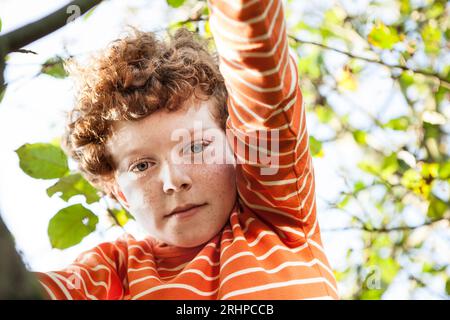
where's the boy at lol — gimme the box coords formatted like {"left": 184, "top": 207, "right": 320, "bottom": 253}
{"left": 35, "top": 0, "right": 339, "bottom": 299}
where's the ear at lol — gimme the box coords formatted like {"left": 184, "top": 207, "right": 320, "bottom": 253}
{"left": 107, "top": 181, "right": 130, "bottom": 210}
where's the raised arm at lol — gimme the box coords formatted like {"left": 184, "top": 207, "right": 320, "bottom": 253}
{"left": 208, "top": 0, "right": 318, "bottom": 244}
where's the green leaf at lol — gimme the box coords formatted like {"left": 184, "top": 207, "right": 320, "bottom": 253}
{"left": 421, "top": 163, "right": 439, "bottom": 179}
{"left": 352, "top": 130, "right": 367, "bottom": 145}
{"left": 298, "top": 51, "right": 322, "bottom": 79}
{"left": 309, "top": 136, "right": 323, "bottom": 157}
{"left": 426, "top": 3, "right": 445, "bottom": 19}
{"left": 422, "top": 262, "right": 446, "bottom": 274}
{"left": 426, "top": 194, "right": 448, "bottom": 220}
{"left": 83, "top": 5, "right": 98, "bottom": 20}
{"left": 360, "top": 288, "right": 383, "bottom": 300}
{"left": 337, "top": 194, "right": 350, "bottom": 209}
{"left": 110, "top": 208, "right": 134, "bottom": 227}
{"left": 167, "top": 0, "right": 185, "bottom": 8}
{"left": 47, "top": 173, "right": 100, "bottom": 204}
{"left": 368, "top": 23, "right": 401, "bottom": 49}
{"left": 15, "top": 143, "right": 69, "bottom": 179}
{"left": 381, "top": 153, "right": 399, "bottom": 180}
{"left": 438, "top": 162, "right": 450, "bottom": 179}
{"left": 380, "top": 258, "right": 400, "bottom": 283}
{"left": 421, "top": 22, "right": 442, "bottom": 54}
{"left": 400, "top": 0, "right": 411, "bottom": 15}
{"left": 383, "top": 116, "right": 410, "bottom": 131}
{"left": 0, "top": 17, "right": 2, "bottom": 32}
{"left": 401, "top": 169, "right": 424, "bottom": 194}
{"left": 316, "top": 105, "right": 333, "bottom": 124}
{"left": 446, "top": 278, "right": 450, "bottom": 296}
{"left": 333, "top": 267, "right": 350, "bottom": 282}
{"left": 354, "top": 180, "right": 366, "bottom": 193}
{"left": 399, "top": 71, "right": 415, "bottom": 93}
{"left": 48, "top": 204, "right": 98, "bottom": 249}
{"left": 358, "top": 161, "right": 379, "bottom": 175}
{"left": 337, "top": 67, "right": 358, "bottom": 91}
{"left": 41, "top": 56, "right": 68, "bottom": 79}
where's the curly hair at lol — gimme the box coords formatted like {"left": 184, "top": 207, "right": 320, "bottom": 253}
{"left": 61, "top": 27, "right": 229, "bottom": 200}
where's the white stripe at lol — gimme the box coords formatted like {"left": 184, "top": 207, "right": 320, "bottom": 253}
{"left": 73, "top": 266, "right": 109, "bottom": 290}
{"left": 221, "top": 236, "right": 309, "bottom": 272}
{"left": 228, "top": 99, "right": 306, "bottom": 159}
{"left": 132, "top": 283, "right": 219, "bottom": 299}
{"left": 220, "top": 35, "right": 290, "bottom": 93}
{"left": 222, "top": 52, "right": 300, "bottom": 111}
{"left": 221, "top": 276, "right": 337, "bottom": 300}
{"left": 128, "top": 266, "right": 157, "bottom": 273}
{"left": 307, "top": 215, "right": 319, "bottom": 238}
{"left": 38, "top": 280, "right": 57, "bottom": 300}
{"left": 129, "top": 255, "right": 156, "bottom": 265}
{"left": 191, "top": 255, "right": 221, "bottom": 267}
{"left": 237, "top": 168, "right": 316, "bottom": 221}
{"left": 129, "top": 275, "right": 161, "bottom": 286}
{"left": 45, "top": 272, "right": 73, "bottom": 300}
{"left": 240, "top": 165, "right": 312, "bottom": 202}
{"left": 228, "top": 97, "right": 295, "bottom": 139}
{"left": 302, "top": 295, "right": 336, "bottom": 300}
{"left": 229, "top": 122, "right": 305, "bottom": 169}
{"left": 221, "top": 228, "right": 276, "bottom": 258}
{"left": 210, "top": 0, "right": 282, "bottom": 43}
{"left": 89, "top": 264, "right": 111, "bottom": 272}
{"left": 233, "top": 136, "right": 310, "bottom": 169}
{"left": 223, "top": 0, "right": 260, "bottom": 11}
{"left": 128, "top": 244, "right": 152, "bottom": 256}
{"left": 277, "top": 226, "right": 305, "bottom": 238}
{"left": 307, "top": 238, "right": 326, "bottom": 255}
{"left": 95, "top": 246, "right": 117, "bottom": 269}
{"left": 66, "top": 272, "right": 99, "bottom": 300}
{"left": 212, "top": 0, "right": 276, "bottom": 27}
{"left": 221, "top": 258, "right": 324, "bottom": 286}
{"left": 238, "top": 191, "right": 304, "bottom": 223}
{"left": 221, "top": 232, "right": 309, "bottom": 269}
{"left": 160, "top": 269, "right": 220, "bottom": 282}
{"left": 158, "top": 261, "right": 189, "bottom": 272}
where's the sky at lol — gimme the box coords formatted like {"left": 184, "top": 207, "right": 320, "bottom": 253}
{"left": 0, "top": 0, "right": 448, "bottom": 299}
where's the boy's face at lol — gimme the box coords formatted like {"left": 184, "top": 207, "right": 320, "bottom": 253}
{"left": 105, "top": 99, "right": 237, "bottom": 248}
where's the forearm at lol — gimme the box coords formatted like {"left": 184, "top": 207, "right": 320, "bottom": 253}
{"left": 207, "top": 0, "right": 299, "bottom": 120}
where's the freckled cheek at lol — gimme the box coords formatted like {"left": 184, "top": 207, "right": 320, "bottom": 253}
{"left": 193, "top": 164, "right": 236, "bottom": 193}
{"left": 119, "top": 178, "right": 160, "bottom": 212}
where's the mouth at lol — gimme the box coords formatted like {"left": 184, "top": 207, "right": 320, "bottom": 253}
{"left": 165, "top": 203, "right": 207, "bottom": 219}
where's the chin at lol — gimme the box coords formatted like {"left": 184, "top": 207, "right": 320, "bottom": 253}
{"left": 172, "top": 232, "right": 216, "bottom": 248}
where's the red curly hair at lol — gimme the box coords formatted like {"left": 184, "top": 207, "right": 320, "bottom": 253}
{"left": 61, "top": 27, "right": 228, "bottom": 200}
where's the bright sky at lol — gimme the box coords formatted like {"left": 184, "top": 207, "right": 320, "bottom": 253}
{"left": 0, "top": 0, "right": 447, "bottom": 299}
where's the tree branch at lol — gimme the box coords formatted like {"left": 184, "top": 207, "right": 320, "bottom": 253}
{"left": 322, "top": 217, "right": 449, "bottom": 233}
{"left": 0, "top": 0, "right": 102, "bottom": 55}
{"left": 0, "top": 209, "right": 46, "bottom": 299}
{"left": 287, "top": 35, "right": 450, "bottom": 87}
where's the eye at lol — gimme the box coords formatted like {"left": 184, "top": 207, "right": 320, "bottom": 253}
{"left": 185, "top": 141, "right": 210, "bottom": 155}
{"left": 130, "top": 161, "right": 151, "bottom": 173}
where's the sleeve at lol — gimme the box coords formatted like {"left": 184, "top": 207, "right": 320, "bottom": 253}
{"left": 208, "top": 0, "right": 318, "bottom": 243}
{"left": 34, "top": 240, "right": 128, "bottom": 300}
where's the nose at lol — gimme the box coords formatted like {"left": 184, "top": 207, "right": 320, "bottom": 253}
{"left": 160, "top": 162, "right": 192, "bottom": 194}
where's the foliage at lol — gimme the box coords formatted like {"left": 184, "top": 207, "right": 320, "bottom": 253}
{"left": 15, "top": 142, "right": 133, "bottom": 249}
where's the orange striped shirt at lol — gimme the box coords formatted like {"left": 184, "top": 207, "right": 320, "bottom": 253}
{"left": 35, "top": 0, "right": 339, "bottom": 300}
